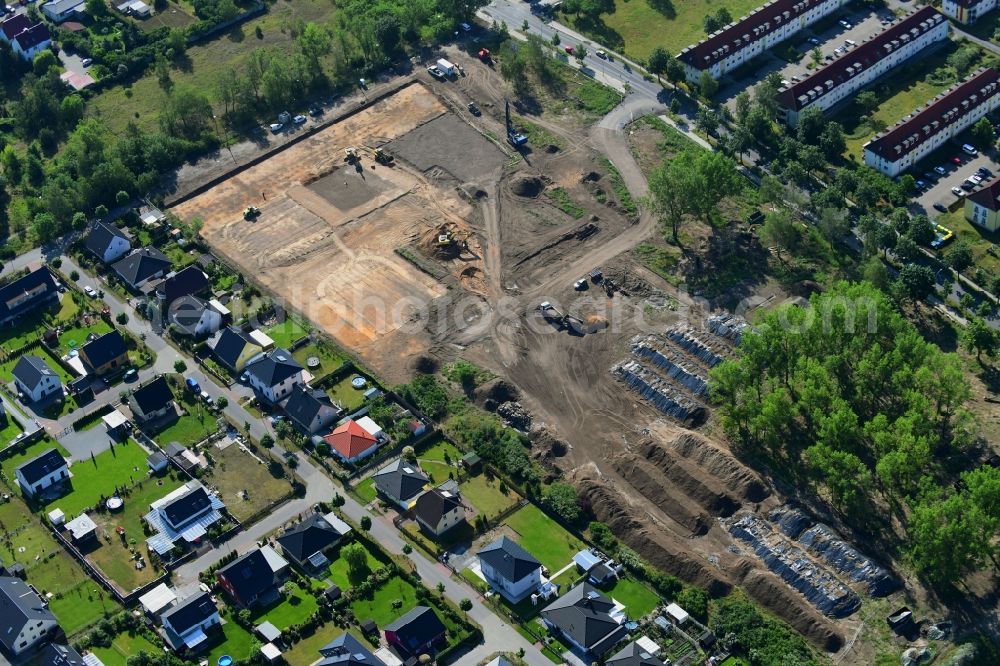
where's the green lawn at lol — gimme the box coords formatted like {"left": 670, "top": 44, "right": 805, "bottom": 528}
{"left": 353, "top": 477, "right": 377, "bottom": 503}
{"left": 266, "top": 318, "right": 309, "bottom": 349}
{"left": 0, "top": 498, "right": 59, "bottom": 566}
{"left": 28, "top": 551, "right": 120, "bottom": 635}
{"left": 505, "top": 504, "right": 586, "bottom": 573}
{"left": 205, "top": 610, "right": 258, "bottom": 664}
{"left": 325, "top": 541, "right": 387, "bottom": 590}
{"left": 57, "top": 318, "right": 114, "bottom": 354}
{"left": 154, "top": 399, "right": 221, "bottom": 446}
{"left": 42, "top": 439, "right": 150, "bottom": 515}
{"left": 461, "top": 473, "right": 520, "bottom": 520}
{"left": 0, "top": 317, "right": 49, "bottom": 352}
{"left": 250, "top": 582, "right": 319, "bottom": 630}
{"left": 55, "top": 294, "right": 81, "bottom": 323}
{"left": 292, "top": 342, "right": 346, "bottom": 377}
{"left": 284, "top": 627, "right": 372, "bottom": 666}
{"left": 604, "top": 577, "right": 661, "bottom": 619}
{"left": 91, "top": 477, "right": 187, "bottom": 549}
{"left": 415, "top": 437, "right": 462, "bottom": 484}
{"left": 349, "top": 576, "right": 418, "bottom": 627}
{"left": 933, "top": 209, "right": 1000, "bottom": 276}
{"left": 326, "top": 375, "right": 367, "bottom": 412}
{"left": 1, "top": 439, "right": 70, "bottom": 484}
{"left": 88, "top": 0, "right": 339, "bottom": 134}
{"left": 562, "top": 0, "right": 762, "bottom": 62}
{"left": 90, "top": 630, "right": 163, "bottom": 666}
{"left": 0, "top": 413, "right": 23, "bottom": 443}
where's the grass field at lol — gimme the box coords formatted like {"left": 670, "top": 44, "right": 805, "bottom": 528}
{"left": 505, "top": 504, "right": 586, "bottom": 573}
{"left": 562, "top": 0, "right": 762, "bottom": 61}
{"left": 204, "top": 443, "right": 291, "bottom": 522}
{"left": 154, "top": 398, "right": 221, "bottom": 446}
{"left": 29, "top": 550, "right": 120, "bottom": 635}
{"left": 44, "top": 439, "right": 150, "bottom": 515}
{"left": 250, "top": 582, "right": 319, "bottom": 630}
{"left": 0, "top": 317, "right": 49, "bottom": 351}
{"left": 292, "top": 342, "right": 346, "bottom": 376}
{"left": 0, "top": 497, "right": 60, "bottom": 566}
{"left": 283, "top": 627, "right": 371, "bottom": 666}
{"left": 86, "top": 535, "right": 160, "bottom": 594}
{"left": 88, "top": 0, "right": 339, "bottom": 134}
{"left": 266, "top": 318, "right": 309, "bottom": 349}
{"left": 325, "top": 541, "right": 387, "bottom": 590}
{"left": 57, "top": 318, "right": 114, "bottom": 354}
{"left": 90, "top": 630, "right": 163, "bottom": 666}
{"left": 604, "top": 576, "right": 661, "bottom": 619}
{"left": 353, "top": 477, "right": 377, "bottom": 503}
{"left": 0, "top": 413, "right": 23, "bottom": 443}
{"left": 326, "top": 375, "right": 368, "bottom": 412}
{"left": 91, "top": 477, "right": 187, "bottom": 549}
{"left": 206, "top": 609, "right": 257, "bottom": 664}
{"left": 461, "top": 473, "right": 520, "bottom": 520}
{"left": 349, "top": 575, "right": 419, "bottom": 627}
{"left": 932, "top": 209, "right": 1000, "bottom": 276}
{"left": 417, "top": 437, "right": 462, "bottom": 485}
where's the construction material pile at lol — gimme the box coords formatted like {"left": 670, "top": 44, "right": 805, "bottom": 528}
{"left": 769, "top": 507, "right": 899, "bottom": 597}
{"left": 665, "top": 328, "right": 725, "bottom": 367}
{"left": 631, "top": 338, "right": 708, "bottom": 397}
{"left": 707, "top": 313, "right": 749, "bottom": 345}
{"left": 496, "top": 401, "right": 532, "bottom": 431}
{"left": 614, "top": 361, "right": 706, "bottom": 422}
{"left": 726, "top": 514, "right": 861, "bottom": 618}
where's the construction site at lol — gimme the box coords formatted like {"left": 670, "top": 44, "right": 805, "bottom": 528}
{"left": 169, "top": 49, "right": 907, "bottom": 663}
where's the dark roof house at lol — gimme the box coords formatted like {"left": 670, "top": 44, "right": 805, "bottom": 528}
{"left": 112, "top": 248, "right": 171, "bottom": 289}
{"left": 606, "top": 641, "right": 666, "bottom": 666}
{"left": 246, "top": 348, "right": 303, "bottom": 388}
{"left": 541, "top": 583, "right": 629, "bottom": 657}
{"left": 160, "top": 592, "right": 220, "bottom": 652}
{"left": 156, "top": 266, "right": 210, "bottom": 306}
{"left": 13, "top": 22, "right": 49, "bottom": 52}
{"left": 38, "top": 644, "right": 86, "bottom": 666}
{"left": 318, "top": 632, "right": 386, "bottom": 666}
{"left": 284, "top": 384, "right": 340, "bottom": 434}
{"left": 207, "top": 327, "right": 261, "bottom": 372}
{"left": 216, "top": 546, "right": 289, "bottom": 608}
{"left": 161, "top": 485, "right": 212, "bottom": 529}
{"left": 0, "top": 266, "right": 59, "bottom": 327}
{"left": 128, "top": 375, "right": 175, "bottom": 423}
{"left": 414, "top": 487, "right": 465, "bottom": 537}
{"left": 11, "top": 354, "right": 61, "bottom": 401}
{"left": 384, "top": 606, "right": 447, "bottom": 656}
{"left": 84, "top": 220, "right": 131, "bottom": 264}
{"left": 276, "top": 513, "right": 351, "bottom": 571}
{"left": 478, "top": 536, "right": 542, "bottom": 583}
{"left": 15, "top": 448, "right": 69, "bottom": 498}
{"left": 0, "top": 12, "right": 30, "bottom": 39}
{"left": 79, "top": 331, "right": 128, "bottom": 374}
{"left": 0, "top": 575, "right": 60, "bottom": 657}
{"left": 371, "top": 459, "right": 430, "bottom": 509}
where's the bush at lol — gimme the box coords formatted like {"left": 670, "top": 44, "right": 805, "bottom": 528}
{"left": 70, "top": 270, "right": 80, "bottom": 281}
{"left": 542, "top": 481, "right": 582, "bottom": 525}
{"left": 116, "top": 312, "right": 129, "bottom": 325}
{"left": 173, "top": 359, "right": 187, "bottom": 372}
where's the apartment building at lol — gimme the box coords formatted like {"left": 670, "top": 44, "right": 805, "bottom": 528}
{"left": 965, "top": 178, "right": 1000, "bottom": 232}
{"left": 864, "top": 68, "right": 1000, "bottom": 176}
{"left": 942, "top": 0, "right": 997, "bottom": 24}
{"left": 677, "top": 0, "right": 851, "bottom": 83}
{"left": 778, "top": 7, "right": 950, "bottom": 126}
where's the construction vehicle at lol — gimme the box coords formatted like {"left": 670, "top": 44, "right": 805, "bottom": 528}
{"left": 243, "top": 206, "right": 261, "bottom": 221}
{"left": 505, "top": 100, "right": 528, "bottom": 147}
{"left": 478, "top": 48, "right": 493, "bottom": 65}
{"left": 344, "top": 147, "right": 359, "bottom": 163}
{"left": 374, "top": 147, "right": 394, "bottom": 165}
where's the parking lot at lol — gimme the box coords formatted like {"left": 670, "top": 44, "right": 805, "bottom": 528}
{"left": 909, "top": 140, "right": 1000, "bottom": 217}
{"left": 719, "top": 5, "right": 895, "bottom": 110}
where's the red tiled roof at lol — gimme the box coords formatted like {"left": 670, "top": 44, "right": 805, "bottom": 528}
{"left": 1, "top": 13, "right": 30, "bottom": 40}
{"left": 866, "top": 68, "right": 1000, "bottom": 161}
{"left": 678, "top": 0, "right": 837, "bottom": 70}
{"left": 966, "top": 177, "right": 1000, "bottom": 211}
{"left": 778, "top": 6, "right": 946, "bottom": 112}
{"left": 324, "top": 419, "right": 377, "bottom": 459}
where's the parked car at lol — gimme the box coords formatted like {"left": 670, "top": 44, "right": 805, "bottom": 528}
{"left": 563, "top": 44, "right": 573, "bottom": 54}
{"left": 200, "top": 391, "right": 213, "bottom": 405}
{"left": 915, "top": 179, "right": 926, "bottom": 190}
{"left": 970, "top": 174, "right": 983, "bottom": 184}
{"left": 596, "top": 49, "right": 607, "bottom": 59}
{"left": 467, "top": 101, "right": 481, "bottom": 116}
{"left": 933, "top": 202, "right": 948, "bottom": 212}
{"left": 834, "top": 47, "right": 844, "bottom": 55}
{"left": 962, "top": 143, "right": 978, "bottom": 155}
{"left": 460, "top": 22, "right": 471, "bottom": 31}
{"left": 961, "top": 181, "right": 975, "bottom": 191}
{"left": 309, "top": 106, "right": 323, "bottom": 117}
{"left": 808, "top": 37, "right": 820, "bottom": 45}
{"left": 186, "top": 377, "right": 201, "bottom": 393}
{"left": 838, "top": 19, "right": 851, "bottom": 28}
{"left": 844, "top": 39, "right": 856, "bottom": 46}
{"left": 269, "top": 123, "right": 283, "bottom": 133}
{"left": 952, "top": 186, "right": 965, "bottom": 196}
{"left": 978, "top": 166, "right": 993, "bottom": 177}
{"left": 84, "top": 285, "right": 97, "bottom": 297}
{"left": 293, "top": 114, "right": 307, "bottom": 124}
{"left": 951, "top": 156, "right": 963, "bottom": 165}
{"left": 123, "top": 369, "right": 137, "bottom": 382}
{"left": 427, "top": 65, "right": 445, "bottom": 79}
{"left": 81, "top": 58, "right": 92, "bottom": 67}
{"left": 934, "top": 165, "right": 947, "bottom": 175}
{"left": 923, "top": 171, "right": 936, "bottom": 181}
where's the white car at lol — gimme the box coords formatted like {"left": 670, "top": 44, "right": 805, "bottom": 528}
{"left": 460, "top": 22, "right": 471, "bottom": 31}
{"left": 84, "top": 285, "right": 97, "bottom": 297}
{"left": 427, "top": 66, "right": 445, "bottom": 80}
{"left": 596, "top": 49, "right": 607, "bottom": 59}
{"left": 962, "top": 143, "right": 978, "bottom": 155}
{"left": 292, "top": 114, "right": 307, "bottom": 124}
{"left": 838, "top": 19, "right": 851, "bottom": 28}
{"left": 269, "top": 123, "right": 283, "bottom": 133}
{"left": 970, "top": 174, "right": 983, "bottom": 184}
{"left": 81, "top": 57, "right": 93, "bottom": 67}
{"left": 951, "top": 186, "right": 965, "bottom": 196}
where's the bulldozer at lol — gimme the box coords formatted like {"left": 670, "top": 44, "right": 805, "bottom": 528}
{"left": 374, "top": 147, "right": 394, "bottom": 165}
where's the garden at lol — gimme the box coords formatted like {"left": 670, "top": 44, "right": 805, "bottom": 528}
{"left": 39, "top": 438, "right": 150, "bottom": 515}
{"left": 266, "top": 317, "right": 309, "bottom": 349}
{"left": 152, "top": 390, "right": 222, "bottom": 446}
{"left": 249, "top": 581, "right": 319, "bottom": 631}
{"left": 503, "top": 504, "right": 587, "bottom": 574}
{"left": 202, "top": 442, "right": 293, "bottom": 523}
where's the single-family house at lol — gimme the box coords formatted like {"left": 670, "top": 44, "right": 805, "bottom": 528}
{"left": 147, "top": 451, "right": 169, "bottom": 473}
{"left": 41, "top": 0, "right": 85, "bottom": 23}
{"left": 207, "top": 327, "right": 263, "bottom": 373}
{"left": 0, "top": 266, "right": 59, "bottom": 327}
{"left": 15, "top": 448, "right": 69, "bottom": 499}
{"left": 318, "top": 632, "right": 386, "bottom": 666}
{"left": 245, "top": 348, "right": 303, "bottom": 403}
{"left": 0, "top": 575, "right": 60, "bottom": 658}
{"left": 79, "top": 331, "right": 128, "bottom": 376}
{"left": 284, "top": 384, "right": 340, "bottom": 434}
{"left": 128, "top": 375, "right": 175, "bottom": 423}
{"left": 144, "top": 481, "right": 225, "bottom": 556}
{"left": 167, "top": 296, "right": 222, "bottom": 338}
{"left": 156, "top": 266, "right": 210, "bottom": 307}
{"left": 276, "top": 512, "right": 352, "bottom": 572}
{"left": 64, "top": 513, "right": 97, "bottom": 545}
{"left": 477, "top": 536, "right": 543, "bottom": 603}
{"left": 0, "top": 13, "right": 30, "bottom": 41}
{"left": 324, "top": 419, "right": 379, "bottom": 464}
{"left": 355, "top": 416, "right": 384, "bottom": 441}
{"left": 371, "top": 459, "right": 430, "bottom": 510}
{"left": 541, "top": 583, "right": 628, "bottom": 657}
{"left": 606, "top": 640, "right": 666, "bottom": 666}
{"left": 38, "top": 643, "right": 87, "bottom": 666}
{"left": 11, "top": 23, "right": 50, "bottom": 60}
{"left": 384, "top": 606, "right": 447, "bottom": 656}
{"left": 112, "top": 248, "right": 171, "bottom": 291}
{"left": 138, "top": 583, "right": 177, "bottom": 617}
{"left": 160, "top": 592, "right": 220, "bottom": 653}
{"left": 12, "top": 354, "right": 62, "bottom": 403}
{"left": 414, "top": 487, "right": 465, "bottom": 538}
{"left": 215, "top": 545, "right": 289, "bottom": 608}
{"left": 84, "top": 221, "right": 131, "bottom": 264}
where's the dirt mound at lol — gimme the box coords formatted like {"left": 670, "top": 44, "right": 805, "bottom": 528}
{"left": 497, "top": 401, "right": 532, "bottom": 430}
{"left": 739, "top": 568, "right": 845, "bottom": 652}
{"left": 581, "top": 171, "right": 601, "bottom": 183}
{"left": 460, "top": 183, "right": 487, "bottom": 200}
{"left": 511, "top": 175, "right": 544, "bottom": 197}
{"left": 531, "top": 427, "right": 569, "bottom": 458}
{"left": 475, "top": 378, "right": 520, "bottom": 405}
{"left": 640, "top": 440, "right": 741, "bottom": 517}
{"left": 460, "top": 266, "right": 487, "bottom": 293}
{"left": 612, "top": 452, "right": 711, "bottom": 535}
{"left": 664, "top": 430, "right": 771, "bottom": 503}
{"left": 410, "top": 355, "right": 439, "bottom": 373}
{"left": 573, "top": 468, "right": 732, "bottom": 596}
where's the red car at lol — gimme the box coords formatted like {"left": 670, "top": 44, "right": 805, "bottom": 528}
{"left": 564, "top": 45, "right": 573, "bottom": 54}
{"left": 951, "top": 156, "right": 963, "bottom": 165}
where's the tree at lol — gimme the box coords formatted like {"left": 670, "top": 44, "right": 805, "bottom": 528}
{"left": 811, "top": 46, "right": 822, "bottom": 66}
{"left": 359, "top": 515, "right": 371, "bottom": 531}
{"left": 573, "top": 43, "right": 587, "bottom": 61}
{"left": 32, "top": 51, "right": 56, "bottom": 76}
{"left": 855, "top": 90, "right": 878, "bottom": 116}
{"left": 893, "top": 235, "right": 919, "bottom": 262}
{"left": 862, "top": 256, "right": 891, "bottom": 292}
{"left": 867, "top": 223, "right": 896, "bottom": 258}
{"left": 342, "top": 543, "right": 370, "bottom": 579}
{"left": 971, "top": 117, "right": 994, "bottom": 150}
{"left": 907, "top": 215, "right": 935, "bottom": 246}
{"left": 695, "top": 108, "right": 719, "bottom": 135}
{"left": 646, "top": 46, "right": 670, "bottom": 80}
{"left": 85, "top": 0, "right": 107, "bottom": 16}
{"left": 818, "top": 121, "right": 846, "bottom": 159}
{"left": 909, "top": 491, "right": 990, "bottom": 585}
{"left": 459, "top": 598, "right": 473, "bottom": 611}
{"left": 761, "top": 210, "right": 799, "bottom": 261}
{"left": 676, "top": 587, "right": 708, "bottom": 623}
{"left": 947, "top": 243, "right": 973, "bottom": 274}
{"left": 173, "top": 359, "right": 187, "bottom": 372}
{"left": 116, "top": 312, "right": 129, "bottom": 325}
{"left": 436, "top": 581, "right": 446, "bottom": 595}
{"left": 216, "top": 396, "right": 228, "bottom": 409}
{"left": 542, "top": 481, "right": 581, "bottom": 524}
{"left": 698, "top": 70, "right": 718, "bottom": 99}
{"left": 260, "top": 434, "right": 274, "bottom": 448}
{"left": 961, "top": 317, "right": 998, "bottom": 361}
{"left": 896, "top": 263, "right": 935, "bottom": 301}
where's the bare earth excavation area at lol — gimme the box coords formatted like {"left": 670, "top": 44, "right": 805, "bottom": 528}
{"left": 173, "top": 71, "right": 883, "bottom": 661}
